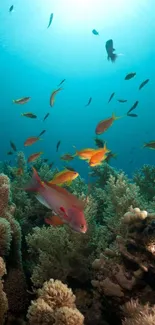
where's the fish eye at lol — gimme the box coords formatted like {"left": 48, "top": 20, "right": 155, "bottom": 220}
{"left": 80, "top": 224, "right": 84, "bottom": 229}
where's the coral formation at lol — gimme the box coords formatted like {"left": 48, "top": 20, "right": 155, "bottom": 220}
{"left": 122, "top": 299, "right": 155, "bottom": 325}
{"left": 0, "top": 172, "right": 28, "bottom": 318}
{"left": 27, "top": 279, "right": 84, "bottom": 325}
{"left": 0, "top": 257, "right": 8, "bottom": 325}
{"left": 1, "top": 158, "right": 155, "bottom": 325}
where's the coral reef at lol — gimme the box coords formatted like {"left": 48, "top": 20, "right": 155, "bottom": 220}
{"left": 0, "top": 257, "right": 8, "bottom": 325}
{"left": 1, "top": 159, "right": 155, "bottom": 325}
{"left": 91, "top": 205, "right": 155, "bottom": 323}
{"left": 0, "top": 173, "right": 28, "bottom": 318}
{"left": 27, "top": 279, "right": 84, "bottom": 325}
{"left": 122, "top": 299, "right": 155, "bottom": 325}
{"left": 26, "top": 193, "right": 109, "bottom": 287}
{"left": 134, "top": 164, "right": 155, "bottom": 201}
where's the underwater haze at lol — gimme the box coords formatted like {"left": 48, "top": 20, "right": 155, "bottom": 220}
{"left": 0, "top": 0, "right": 154, "bottom": 180}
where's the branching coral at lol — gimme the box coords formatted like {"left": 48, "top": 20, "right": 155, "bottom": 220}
{"left": 133, "top": 164, "right": 155, "bottom": 201}
{"left": 89, "top": 162, "right": 118, "bottom": 188}
{"left": 26, "top": 193, "right": 110, "bottom": 287}
{"left": 101, "top": 173, "right": 146, "bottom": 235}
{"left": 27, "top": 279, "right": 84, "bottom": 325}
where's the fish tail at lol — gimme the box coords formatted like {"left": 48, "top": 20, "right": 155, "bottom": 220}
{"left": 24, "top": 167, "right": 44, "bottom": 192}
{"left": 104, "top": 143, "right": 110, "bottom": 154}
{"left": 112, "top": 113, "right": 123, "bottom": 120}
{"left": 111, "top": 53, "right": 117, "bottom": 62}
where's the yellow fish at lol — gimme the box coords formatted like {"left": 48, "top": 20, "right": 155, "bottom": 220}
{"left": 48, "top": 169, "right": 79, "bottom": 186}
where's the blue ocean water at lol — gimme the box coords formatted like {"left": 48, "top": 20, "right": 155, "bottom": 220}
{"left": 0, "top": 0, "right": 154, "bottom": 181}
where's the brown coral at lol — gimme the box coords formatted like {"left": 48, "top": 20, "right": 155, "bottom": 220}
{"left": 0, "top": 257, "right": 8, "bottom": 325}
{"left": 122, "top": 299, "right": 155, "bottom": 325}
{"left": 27, "top": 279, "right": 84, "bottom": 325}
{"left": 54, "top": 306, "right": 84, "bottom": 325}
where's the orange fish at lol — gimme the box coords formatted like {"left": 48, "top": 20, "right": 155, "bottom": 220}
{"left": 13, "top": 97, "right": 31, "bottom": 104}
{"left": 50, "top": 88, "right": 63, "bottom": 107}
{"left": 95, "top": 113, "right": 121, "bottom": 135}
{"left": 75, "top": 148, "right": 96, "bottom": 160}
{"left": 24, "top": 168, "right": 87, "bottom": 233}
{"left": 45, "top": 215, "right": 64, "bottom": 227}
{"left": 48, "top": 169, "right": 79, "bottom": 186}
{"left": 24, "top": 137, "right": 42, "bottom": 146}
{"left": 89, "top": 144, "right": 110, "bottom": 167}
{"left": 28, "top": 152, "right": 43, "bottom": 163}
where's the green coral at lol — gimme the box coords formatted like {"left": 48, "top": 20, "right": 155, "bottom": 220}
{"left": 133, "top": 164, "right": 155, "bottom": 201}
{"left": 26, "top": 193, "right": 110, "bottom": 287}
{"left": 89, "top": 162, "right": 119, "bottom": 188}
{"left": 102, "top": 173, "right": 145, "bottom": 232}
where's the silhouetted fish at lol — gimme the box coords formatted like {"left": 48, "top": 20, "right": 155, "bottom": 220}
{"left": 105, "top": 39, "right": 117, "bottom": 62}
{"left": 47, "top": 13, "right": 54, "bottom": 28}
{"left": 56, "top": 140, "right": 61, "bottom": 152}
{"left": 125, "top": 72, "right": 136, "bottom": 80}
{"left": 10, "top": 141, "right": 17, "bottom": 152}
{"left": 127, "top": 101, "right": 139, "bottom": 114}
{"left": 9, "top": 5, "right": 14, "bottom": 12}
{"left": 43, "top": 113, "right": 50, "bottom": 121}
{"left": 85, "top": 97, "right": 92, "bottom": 107}
{"left": 108, "top": 92, "right": 115, "bottom": 103}
{"left": 58, "top": 79, "right": 66, "bottom": 87}
{"left": 139, "top": 79, "right": 149, "bottom": 90}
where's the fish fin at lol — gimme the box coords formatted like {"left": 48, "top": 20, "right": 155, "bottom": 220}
{"left": 35, "top": 193, "right": 51, "bottom": 209}
{"left": 103, "top": 143, "right": 110, "bottom": 154}
{"left": 52, "top": 170, "right": 68, "bottom": 179}
{"left": 112, "top": 113, "right": 123, "bottom": 120}
{"left": 45, "top": 215, "right": 64, "bottom": 226}
{"left": 24, "top": 168, "right": 44, "bottom": 192}
{"left": 111, "top": 53, "right": 117, "bottom": 62}
{"left": 65, "top": 180, "right": 72, "bottom": 186}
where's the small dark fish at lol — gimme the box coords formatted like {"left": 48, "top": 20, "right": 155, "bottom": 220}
{"left": 85, "top": 97, "right": 92, "bottom": 107}
{"left": 13, "top": 97, "right": 31, "bottom": 104}
{"left": 43, "top": 158, "right": 48, "bottom": 163}
{"left": 38, "top": 130, "right": 46, "bottom": 137}
{"left": 117, "top": 99, "right": 127, "bottom": 103}
{"left": 127, "top": 113, "right": 138, "bottom": 117}
{"left": 10, "top": 141, "right": 17, "bottom": 152}
{"left": 105, "top": 152, "right": 117, "bottom": 163}
{"left": 9, "top": 5, "right": 14, "bottom": 12}
{"left": 49, "top": 162, "right": 54, "bottom": 168}
{"left": 92, "top": 29, "right": 99, "bottom": 35}
{"left": 61, "top": 154, "right": 74, "bottom": 161}
{"left": 56, "top": 140, "right": 61, "bottom": 152}
{"left": 47, "top": 13, "right": 54, "bottom": 28}
{"left": 64, "top": 166, "right": 76, "bottom": 172}
{"left": 58, "top": 79, "right": 66, "bottom": 87}
{"left": 21, "top": 112, "right": 37, "bottom": 118}
{"left": 139, "top": 79, "right": 149, "bottom": 90}
{"left": 127, "top": 101, "right": 139, "bottom": 114}
{"left": 43, "top": 112, "right": 50, "bottom": 121}
{"left": 7, "top": 151, "right": 13, "bottom": 155}
{"left": 125, "top": 72, "right": 136, "bottom": 80}
{"left": 108, "top": 92, "right": 115, "bottom": 103}
{"left": 143, "top": 141, "right": 155, "bottom": 149}
{"left": 105, "top": 39, "right": 117, "bottom": 62}
{"left": 94, "top": 137, "right": 105, "bottom": 148}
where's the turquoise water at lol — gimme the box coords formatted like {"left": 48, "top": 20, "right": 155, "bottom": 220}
{"left": 0, "top": 0, "right": 154, "bottom": 179}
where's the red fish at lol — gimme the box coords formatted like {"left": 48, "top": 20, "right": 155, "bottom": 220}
{"left": 24, "top": 137, "right": 42, "bottom": 146}
{"left": 28, "top": 152, "right": 43, "bottom": 163}
{"left": 24, "top": 168, "right": 87, "bottom": 233}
